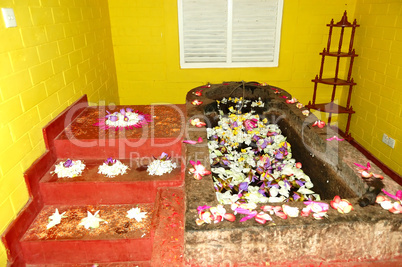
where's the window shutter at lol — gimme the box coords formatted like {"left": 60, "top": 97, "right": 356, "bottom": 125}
{"left": 231, "top": 0, "right": 281, "bottom": 65}
{"left": 179, "top": 0, "right": 228, "bottom": 65}
{"left": 178, "top": 0, "right": 283, "bottom": 68}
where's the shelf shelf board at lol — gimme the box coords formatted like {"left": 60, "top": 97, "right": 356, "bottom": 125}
{"left": 312, "top": 78, "right": 356, "bottom": 86}
{"left": 306, "top": 102, "right": 355, "bottom": 114}
{"left": 320, "top": 51, "right": 358, "bottom": 57}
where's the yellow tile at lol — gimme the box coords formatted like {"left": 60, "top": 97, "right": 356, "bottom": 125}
{"left": 0, "top": 29, "right": 24, "bottom": 54}
{"left": 0, "top": 133, "right": 32, "bottom": 175}
{"left": 73, "top": 35, "right": 86, "bottom": 50}
{"left": 27, "top": 122, "right": 46, "bottom": 148}
{"left": 29, "top": 61, "right": 53, "bottom": 85}
{"left": 20, "top": 26, "right": 47, "bottom": 47}
{"left": 52, "top": 7, "right": 70, "bottom": 24}
{"left": 19, "top": 142, "right": 46, "bottom": 172}
{"left": 58, "top": 83, "right": 75, "bottom": 103}
{"left": 45, "top": 24, "right": 65, "bottom": 41}
{"left": 0, "top": 125, "right": 13, "bottom": 153}
{"left": 45, "top": 72, "right": 65, "bottom": 96}
{"left": 0, "top": 96, "right": 24, "bottom": 125}
{"left": 40, "top": 0, "right": 60, "bottom": 6}
{"left": 375, "top": 14, "right": 397, "bottom": 27}
{"left": 0, "top": 53, "right": 12, "bottom": 77}
{"left": 37, "top": 42, "right": 59, "bottom": 63}
{"left": 0, "top": 199, "right": 14, "bottom": 233}
{"left": 30, "top": 7, "right": 53, "bottom": 26}
{"left": 85, "top": 69, "right": 97, "bottom": 84}
{"left": 63, "top": 67, "right": 79, "bottom": 85}
{"left": 0, "top": 244, "right": 7, "bottom": 267}
{"left": 28, "top": 0, "right": 40, "bottom": 6}
{"left": 52, "top": 55, "right": 70, "bottom": 74}
{"left": 10, "top": 182, "right": 29, "bottom": 214}
{"left": 9, "top": 108, "right": 40, "bottom": 141}
{"left": 77, "top": 60, "right": 90, "bottom": 75}
{"left": 69, "top": 7, "right": 83, "bottom": 22}
{"left": 0, "top": 165, "right": 24, "bottom": 202}
{"left": 37, "top": 92, "right": 59, "bottom": 120}
{"left": 69, "top": 50, "right": 83, "bottom": 66}
{"left": 20, "top": 83, "right": 47, "bottom": 111}
{"left": 9, "top": 47, "right": 40, "bottom": 72}
{"left": 58, "top": 38, "right": 74, "bottom": 55}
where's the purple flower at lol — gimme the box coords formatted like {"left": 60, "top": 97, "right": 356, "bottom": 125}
{"left": 159, "top": 152, "right": 170, "bottom": 160}
{"left": 275, "top": 153, "right": 284, "bottom": 160}
{"left": 239, "top": 182, "right": 249, "bottom": 192}
{"left": 120, "top": 108, "right": 126, "bottom": 115}
{"left": 109, "top": 115, "right": 118, "bottom": 122}
{"left": 123, "top": 116, "right": 129, "bottom": 122}
{"left": 137, "top": 114, "right": 145, "bottom": 121}
{"left": 256, "top": 166, "right": 264, "bottom": 175}
{"left": 293, "top": 193, "right": 301, "bottom": 200}
{"left": 252, "top": 134, "right": 260, "bottom": 142}
{"left": 126, "top": 108, "right": 133, "bottom": 113}
{"left": 222, "top": 159, "right": 230, "bottom": 166}
{"left": 296, "top": 180, "right": 305, "bottom": 187}
{"left": 63, "top": 159, "right": 73, "bottom": 168}
{"left": 263, "top": 158, "right": 271, "bottom": 169}
{"left": 105, "top": 157, "right": 116, "bottom": 166}
{"left": 259, "top": 139, "right": 268, "bottom": 150}
{"left": 258, "top": 189, "right": 266, "bottom": 196}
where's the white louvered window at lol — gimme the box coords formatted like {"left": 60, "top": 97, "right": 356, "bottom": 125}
{"left": 178, "top": 0, "right": 283, "bottom": 68}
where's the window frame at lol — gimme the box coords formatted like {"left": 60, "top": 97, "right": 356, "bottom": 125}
{"left": 178, "top": 0, "right": 284, "bottom": 69}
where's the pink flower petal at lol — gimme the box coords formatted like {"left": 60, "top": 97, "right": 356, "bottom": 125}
{"left": 183, "top": 140, "right": 197, "bottom": 145}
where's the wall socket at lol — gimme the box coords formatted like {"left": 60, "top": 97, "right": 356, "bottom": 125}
{"left": 382, "top": 133, "right": 396, "bottom": 148}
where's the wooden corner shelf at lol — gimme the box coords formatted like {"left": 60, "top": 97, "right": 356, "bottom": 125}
{"left": 306, "top": 102, "right": 355, "bottom": 114}
{"left": 307, "top": 11, "right": 359, "bottom": 141}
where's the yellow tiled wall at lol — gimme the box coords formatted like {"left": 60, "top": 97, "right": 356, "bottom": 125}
{"left": 0, "top": 0, "right": 118, "bottom": 264}
{"left": 109, "top": 0, "right": 356, "bottom": 106}
{"left": 347, "top": 0, "right": 402, "bottom": 174}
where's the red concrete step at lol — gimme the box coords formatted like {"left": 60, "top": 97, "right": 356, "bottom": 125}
{"left": 21, "top": 204, "right": 155, "bottom": 265}
{"left": 27, "top": 262, "right": 151, "bottom": 267}
{"left": 151, "top": 187, "right": 185, "bottom": 266}
{"left": 40, "top": 158, "right": 184, "bottom": 205}
{"left": 53, "top": 105, "right": 186, "bottom": 159}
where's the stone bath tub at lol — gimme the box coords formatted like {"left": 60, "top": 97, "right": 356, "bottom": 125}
{"left": 184, "top": 82, "right": 401, "bottom": 265}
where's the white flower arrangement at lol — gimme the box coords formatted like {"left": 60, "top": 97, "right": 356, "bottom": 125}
{"left": 147, "top": 152, "right": 177, "bottom": 176}
{"left": 209, "top": 98, "right": 320, "bottom": 205}
{"left": 126, "top": 207, "right": 147, "bottom": 222}
{"left": 251, "top": 97, "right": 265, "bottom": 107}
{"left": 105, "top": 108, "right": 143, "bottom": 128}
{"left": 98, "top": 158, "right": 129, "bottom": 178}
{"left": 52, "top": 159, "right": 86, "bottom": 178}
{"left": 46, "top": 208, "right": 67, "bottom": 229}
{"left": 79, "top": 210, "right": 107, "bottom": 230}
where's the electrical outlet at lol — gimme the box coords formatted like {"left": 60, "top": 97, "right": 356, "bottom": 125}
{"left": 382, "top": 133, "right": 396, "bottom": 148}
{"left": 1, "top": 8, "right": 17, "bottom": 28}
{"left": 388, "top": 137, "right": 396, "bottom": 148}
{"left": 382, "top": 133, "right": 389, "bottom": 144}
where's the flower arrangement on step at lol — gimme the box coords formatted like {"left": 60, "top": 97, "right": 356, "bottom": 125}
{"left": 79, "top": 210, "right": 107, "bottom": 230}
{"left": 207, "top": 97, "right": 320, "bottom": 205}
{"left": 46, "top": 209, "right": 67, "bottom": 229}
{"left": 98, "top": 157, "right": 129, "bottom": 178}
{"left": 147, "top": 152, "right": 177, "bottom": 176}
{"left": 126, "top": 207, "right": 148, "bottom": 222}
{"left": 94, "top": 107, "right": 151, "bottom": 130}
{"left": 52, "top": 159, "right": 86, "bottom": 178}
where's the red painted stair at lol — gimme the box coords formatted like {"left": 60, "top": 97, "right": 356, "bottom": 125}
{"left": 2, "top": 95, "right": 186, "bottom": 266}
{"left": 39, "top": 158, "right": 184, "bottom": 205}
